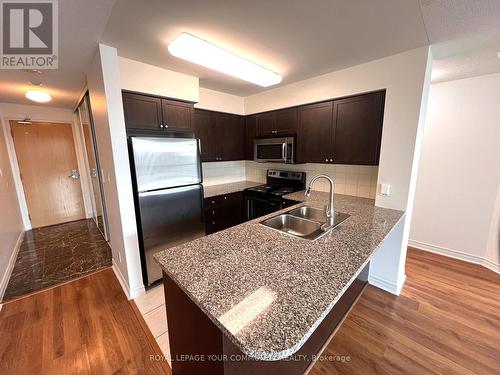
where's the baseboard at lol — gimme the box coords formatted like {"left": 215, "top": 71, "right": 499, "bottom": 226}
{"left": 0, "top": 231, "right": 25, "bottom": 302}
{"left": 112, "top": 259, "right": 145, "bottom": 300}
{"left": 483, "top": 258, "right": 500, "bottom": 274}
{"left": 409, "top": 239, "right": 499, "bottom": 274}
{"left": 368, "top": 273, "right": 406, "bottom": 295}
{"left": 112, "top": 259, "right": 131, "bottom": 299}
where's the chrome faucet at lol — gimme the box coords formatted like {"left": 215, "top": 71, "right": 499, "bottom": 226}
{"left": 305, "top": 174, "right": 335, "bottom": 229}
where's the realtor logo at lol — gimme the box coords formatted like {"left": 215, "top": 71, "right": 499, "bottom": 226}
{"left": 1, "top": 0, "right": 58, "bottom": 69}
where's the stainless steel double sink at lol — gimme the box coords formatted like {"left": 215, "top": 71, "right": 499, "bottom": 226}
{"left": 260, "top": 205, "right": 350, "bottom": 241}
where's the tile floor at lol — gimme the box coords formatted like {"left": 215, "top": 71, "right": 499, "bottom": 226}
{"left": 3, "top": 219, "right": 112, "bottom": 302}
{"left": 134, "top": 283, "right": 172, "bottom": 366}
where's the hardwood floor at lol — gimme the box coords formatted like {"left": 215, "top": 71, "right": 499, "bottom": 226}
{"left": 0, "top": 268, "right": 169, "bottom": 374}
{"left": 310, "top": 248, "right": 500, "bottom": 374}
{"left": 0, "top": 248, "right": 498, "bottom": 374}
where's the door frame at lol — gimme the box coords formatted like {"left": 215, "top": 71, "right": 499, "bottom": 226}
{"left": 1, "top": 116, "right": 93, "bottom": 230}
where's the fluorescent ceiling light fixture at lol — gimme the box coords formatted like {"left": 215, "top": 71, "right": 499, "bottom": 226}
{"left": 25, "top": 90, "right": 51, "bottom": 103}
{"left": 168, "top": 33, "right": 282, "bottom": 87}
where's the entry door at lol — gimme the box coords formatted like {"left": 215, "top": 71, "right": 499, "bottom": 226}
{"left": 10, "top": 120, "right": 86, "bottom": 228}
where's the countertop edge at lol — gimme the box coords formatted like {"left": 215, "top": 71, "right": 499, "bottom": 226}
{"left": 203, "top": 180, "right": 261, "bottom": 198}
{"left": 157, "top": 210, "right": 407, "bottom": 361}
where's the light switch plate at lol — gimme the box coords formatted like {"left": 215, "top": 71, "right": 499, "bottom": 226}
{"left": 380, "top": 183, "right": 391, "bottom": 196}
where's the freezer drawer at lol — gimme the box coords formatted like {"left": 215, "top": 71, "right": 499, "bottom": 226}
{"left": 137, "top": 184, "right": 205, "bottom": 286}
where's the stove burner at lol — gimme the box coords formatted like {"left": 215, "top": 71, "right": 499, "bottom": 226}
{"left": 244, "top": 169, "right": 306, "bottom": 220}
{"left": 270, "top": 187, "right": 294, "bottom": 196}
{"left": 247, "top": 184, "right": 274, "bottom": 193}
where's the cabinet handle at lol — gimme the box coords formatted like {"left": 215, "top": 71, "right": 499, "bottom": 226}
{"left": 329, "top": 159, "right": 333, "bottom": 162}
{"left": 212, "top": 210, "right": 215, "bottom": 214}
{"left": 211, "top": 200, "right": 215, "bottom": 204}
{"left": 164, "top": 124, "right": 169, "bottom": 128}
{"left": 159, "top": 124, "right": 164, "bottom": 128}
{"left": 325, "top": 158, "right": 328, "bottom": 162}
{"left": 224, "top": 196, "right": 227, "bottom": 200}
{"left": 212, "top": 221, "right": 215, "bottom": 225}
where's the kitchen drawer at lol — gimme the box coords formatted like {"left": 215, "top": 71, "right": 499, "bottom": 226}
{"left": 204, "top": 192, "right": 243, "bottom": 209}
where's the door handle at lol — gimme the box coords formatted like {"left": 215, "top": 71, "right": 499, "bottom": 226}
{"left": 68, "top": 169, "right": 80, "bottom": 179}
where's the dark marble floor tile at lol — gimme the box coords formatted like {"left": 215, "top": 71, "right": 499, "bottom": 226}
{"left": 2, "top": 219, "right": 112, "bottom": 302}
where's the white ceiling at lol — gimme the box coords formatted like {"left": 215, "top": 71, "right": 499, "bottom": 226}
{"left": 420, "top": 0, "right": 500, "bottom": 83}
{"left": 0, "top": 0, "right": 116, "bottom": 108}
{"left": 0, "top": 0, "right": 499, "bottom": 108}
{"left": 102, "top": 0, "right": 429, "bottom": 96}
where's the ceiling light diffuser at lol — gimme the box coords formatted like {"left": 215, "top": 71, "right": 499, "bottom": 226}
{"left": 168, "top": 33, "right": 282, "bottom": 87}
{"left": 25, "top": 90, "right": 51, "bottom": 103}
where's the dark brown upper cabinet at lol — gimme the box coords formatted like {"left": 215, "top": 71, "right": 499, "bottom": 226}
{"left": 332, "top": 92, "right": 384, "bottom": 165}
{"left": 256, "top": 107, "right": 298, "bottom": 137}
{"left": 215, "top": 113, "right": 245, "bottom": 161}
{"left": 244, "top": 115, "right": 256, "bottom": 160}
{"left": 123, "top": 91, "right": 194, "bottom": 133}
{"left": 296, "top": 91, "right": 385, "bottom": 165}
{"left": 297, "top": 101, "right": 333, "bottom": 163}
{"left": 194, "top": 109, "right": 216, "bottom": 162}
{"left": 193, "top": 109, "right": 245, "bottom": 162}
{"left": 122, "top": 92, "right": 163, "bottom": 131}
{"left": 161, "top": 99, "right": 193, "bottom": 131}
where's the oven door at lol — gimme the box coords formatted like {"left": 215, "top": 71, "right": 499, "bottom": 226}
{"left": 245, "top": 195, "right": 283, "bottom": 220}
{"left": 254, "top": 137, "right": 294, "bottom": 163}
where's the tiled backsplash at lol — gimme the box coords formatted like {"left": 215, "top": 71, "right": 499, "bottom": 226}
{"left": 203, "top": 161, "right": 378, "bottom": 199}
{"left": 245, "top": 161, "right": 378, "bottom": 199}
{"left": 202, "top": 161, "right": 246, "bottom": 185}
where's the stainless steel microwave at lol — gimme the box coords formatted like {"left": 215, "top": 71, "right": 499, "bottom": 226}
{"left": 254, "top": 137, "right": 295, "bottom": 163}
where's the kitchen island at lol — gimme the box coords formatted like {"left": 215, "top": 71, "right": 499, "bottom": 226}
{"left": 154, "top": 191, "right": 404, "bottom": 374}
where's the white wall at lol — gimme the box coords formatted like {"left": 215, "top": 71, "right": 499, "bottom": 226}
{"left": 195, "top": 88, "right": 245, "bottom": 115}
{"left": 0, "top": 112, "right": 23, "bottom": 300}
{"left": 0, "top": 103, "right": 93, "bottom": 228}
{"left": 410, "top": 73, "right": 500, "bottom": 273}
{"left": 245, "top": 47, "right": 432, "bottom": 294}
{"left": 118, "top": 56, "right": 199, "bottom": 102}
{"left": 87, "top": 44, "right": 144, "bottom": 298}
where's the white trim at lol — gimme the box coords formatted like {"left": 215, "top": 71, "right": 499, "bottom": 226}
{"left": 483, "top": 258, "right": 500, "bottom": 274}
{"left": 368, "top": 273, "right": 406, "bottom": 295}
{"left": 112, "top": 259, "right": 145, "bottom": 300}
{"left": 1, "top": 117, "right": 31, "bottom": 229}
{"left": 1, "top": 116, "right": 90, "bottom": 229}
{"left": 0, "top": 231, "right": 24, "bottom": 301}
{"left": 409, "top": 239, "right": 499, "bottom": 274}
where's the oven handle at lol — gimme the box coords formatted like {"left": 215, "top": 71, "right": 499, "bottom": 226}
{"left": 281, "top": 142, "right": 287, "bottom": 162}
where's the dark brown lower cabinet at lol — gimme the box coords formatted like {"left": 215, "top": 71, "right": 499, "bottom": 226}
{"left": 162, "top": 263, "right": 369, "bottom": 374}
{"left": 204, "top": 192, "right": 244, "bottom": 235}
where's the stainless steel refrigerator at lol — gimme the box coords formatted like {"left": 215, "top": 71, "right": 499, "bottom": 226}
{"left": 129, "top": 136, "right": 205, "bottom": 286}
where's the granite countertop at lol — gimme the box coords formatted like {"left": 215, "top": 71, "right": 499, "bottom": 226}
{"left": 154, "top": 190, "right": 405, "bottom": 361}
{"left": 203, "top": 180, "right": 261, "bottom": 198}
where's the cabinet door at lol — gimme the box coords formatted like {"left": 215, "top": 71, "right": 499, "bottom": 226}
{"left": 332, "top": 92, "right": 384, "bottom": 165}
{"left": 161, "top": 99, "right": 193, "bottom": 131}
{"left": 122, "top": 92, "right": 163, "bottom": 131}
{"left": 244, "top": 115, "right": 256, "bottom": 160}
{"left": 215, "top": 113, "right": 245, "bottom": 161}
{"left": 297, "top": 101, "right": 333, "bottom": 163}
{"left": 275, "top": 107, "right": 298, "bottom": 135}
{"left": 256, "top": 112, "right": 276, "bottom": 137}
{"left": 194, "top": 109, "right": 216, "bottom": 162}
